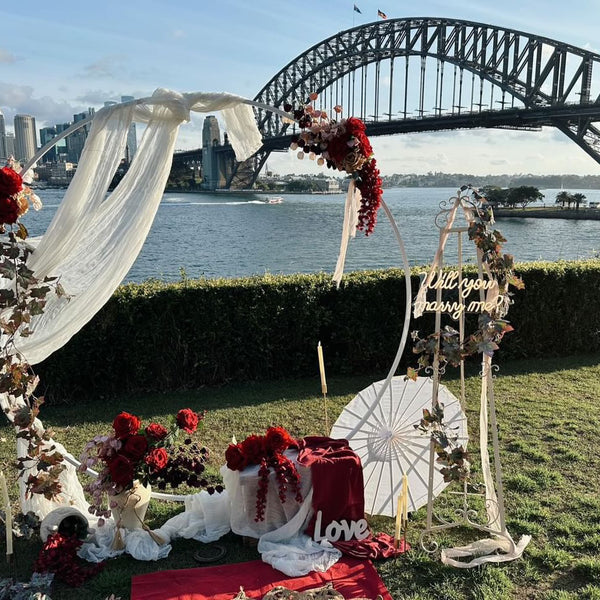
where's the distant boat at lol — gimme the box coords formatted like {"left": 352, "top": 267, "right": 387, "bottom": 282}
{"left": 265, "top": 196, "right": 283, "bottom": 204}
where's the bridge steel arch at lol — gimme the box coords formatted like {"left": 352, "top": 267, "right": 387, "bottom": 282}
{"left": 227, "top": 18, "right": 600, "bottom": 188}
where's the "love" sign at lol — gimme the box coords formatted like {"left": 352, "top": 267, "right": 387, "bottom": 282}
{"left": 312, "top": 510, "right": 370, "bottom": 542}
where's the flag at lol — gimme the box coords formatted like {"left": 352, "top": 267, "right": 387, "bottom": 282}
{"left": 353, "top": 3, "right": 362, "bottom": 13}
{"left": 377, "top": 9, "right": 387, "bottom": 19}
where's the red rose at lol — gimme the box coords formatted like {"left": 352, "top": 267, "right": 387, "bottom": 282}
{"left": 265, "top": 426, "right": 295, "bottom": 454}
{"left": 0, "top": 196, "right": 20, "bottom": 225}
{"left": 122, "top": 434, "right": 148, "bottom": 461}
{"left": 145, "top": 447, "right": 169, "bottom": 472}
{"left": 176, "top": 408, "right": 199, "bottom": 434}
{"left": 225, "top": 444, "right": 248, "bottom": 471}
{"left": 108, "top": 454, "right": 134, "bottom": 486}
{"left": 145, "top": 423, "right": 169, "bottom": 441}
{"left": 112, "top": 412, "right": 141, "bottom": 439}
{"left": 240, "top": 434, "right": 266, "bottom": 464}
{"left": 0, "top": 167, "right": 23, "bottom": 197}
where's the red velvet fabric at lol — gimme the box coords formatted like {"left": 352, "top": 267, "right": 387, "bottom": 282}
{"left": 297, "top": 437, "right": 410, "bottom": 559}
{"left": 130, "top": 557, "right": 392, "bottom": 600}
{"left": 333, "top": 533, "right": 410, "bottom": 559}
{"left": 296, "top": 437, "right": 365, "bottom": 537}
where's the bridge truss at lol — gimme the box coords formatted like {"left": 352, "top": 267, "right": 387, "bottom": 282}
{"left": 223, "top": 18, "right": 600, "bottom": 188}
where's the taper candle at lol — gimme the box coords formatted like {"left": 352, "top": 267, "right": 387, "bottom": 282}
{"left": 0, "top": 472, "right": 13, "bottom": 557}
{"left": 317, "top": 341, "right": 327, "bottom": 395}
{"left": 402, "top": 474, "right": 409, "bottom": 528}
{"left": 394, "top": 492, "right": 403, "bottom": 547}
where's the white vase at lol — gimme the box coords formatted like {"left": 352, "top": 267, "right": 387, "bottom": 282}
{"left": 111, "top": 480, "right": 151, "bottom": 530}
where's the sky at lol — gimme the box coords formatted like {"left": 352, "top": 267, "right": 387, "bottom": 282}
{"left": 1, "top": 0, "right": 600, "bottom": 176}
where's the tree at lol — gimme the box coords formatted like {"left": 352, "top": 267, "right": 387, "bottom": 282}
{"left": 572, "top": 192, "right": 586, "bottom": 211}
{"left": 505, "top": 186, "right": 544, "bottom": 209}
{"left": 555, "top": 190, "right": 571, "bottom": 209}
{"left": 480, "top": 186, "right": 509, "bottom": 206}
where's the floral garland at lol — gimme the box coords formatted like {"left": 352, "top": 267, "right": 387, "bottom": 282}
{"left": 0, "top": 160, "right": 71, "bottom": 500}
{"left": 33, "top": 532, "right": 104, "bottom": 587}
{"left": 409, "top": 186, "right": 525, "bottom": 482}
{"left": 284, "top": 94, "right": 383, "bottom": 234}
{"left": 225, "top": 427, "right": 302, "bottom": 522}
{"left": 415, "top": 404, "right": 470, "bottom": 483}
{"left": 408, "top": 185, "right": 524, "bottom": 379}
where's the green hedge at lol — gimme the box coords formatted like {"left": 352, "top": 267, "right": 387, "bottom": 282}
{"left": 35, "top": 260, "right": 600, "bottom": 401}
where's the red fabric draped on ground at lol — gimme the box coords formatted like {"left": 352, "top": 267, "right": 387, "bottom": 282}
{"left": 130, "top": 556, "right": 391, "bottom": 600}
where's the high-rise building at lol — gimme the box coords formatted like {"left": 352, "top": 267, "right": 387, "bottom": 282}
{"left": 121, "top": 96, "right": 137, "bottom": 162}
{"left": 0, "top": 109, "right": 6, "bottom": 160}
{"left": 3, "top": 133, "right": 15, "bottom": 158}
{"left": 14, "top": 114, "right": 37, "bottom": 163}
{"left": 40, "top": 126, "right": 58, "bottom": 162}
{"left": 202, "top": 116, "right": 221, "bottom": 190}
{"left": 65, "top": 109, "right": 94, "bottom": 163}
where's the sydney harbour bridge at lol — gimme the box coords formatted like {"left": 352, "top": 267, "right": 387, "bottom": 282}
{"left": 173, "top": 17, "right": 600, "bottom": 190}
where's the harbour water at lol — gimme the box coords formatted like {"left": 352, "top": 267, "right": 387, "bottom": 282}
{"left": 22, "top": 187, "right": 600, "bottom": 283}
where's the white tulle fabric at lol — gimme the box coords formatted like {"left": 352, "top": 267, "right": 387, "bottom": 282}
{"left": 78, "top": 490, "right": 232, "bottom": 562}
{"left": 14, "top": 89, "right": 262, "bottom": 364}
{"left": 0, "top": 89, "right": 262, "bottom": 518}
{"left": 221, "top": 453, "right": 342, "bottom": 576}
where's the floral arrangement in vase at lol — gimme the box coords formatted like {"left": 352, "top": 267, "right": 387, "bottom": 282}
{"left": 79, "top": 408, "right": 215, "bottom": 523}
{"left": 225, "top": 426, "right": 302, "bottom": 522}
{"left": 284, "top": 93, "right": 383, "bottom": 234}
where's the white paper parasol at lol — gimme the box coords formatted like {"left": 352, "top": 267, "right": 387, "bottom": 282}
{"left": 330, "top": 376, "right": 468, "bottom": 517}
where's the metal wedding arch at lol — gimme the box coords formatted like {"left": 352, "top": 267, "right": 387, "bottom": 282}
{"left": 6, "top": 89, "right": 421, "bottom": 518}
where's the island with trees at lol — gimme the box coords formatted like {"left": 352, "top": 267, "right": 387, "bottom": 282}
{"left": 483, "top": 185, "right": 600, "bottom": 220}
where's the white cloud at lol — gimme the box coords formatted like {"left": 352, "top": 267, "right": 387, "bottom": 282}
{"left": 76, "top": 89, "right": 119, "bottom": 104}
{"left": 82, "top": 55, "right": 127, "bottom": 79}
{"left": 0, "top": 82, "right": 85, "bottom": 125}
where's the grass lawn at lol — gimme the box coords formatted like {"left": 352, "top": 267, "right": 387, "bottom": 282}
{"left": 2, "top": 353, "right": 600, "bottom": 599}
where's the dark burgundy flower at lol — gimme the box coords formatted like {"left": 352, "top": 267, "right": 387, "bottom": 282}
{"left": 122, "top": 434, "right": 148, "bottom": 461}
{"left": 176, "top": 408, "right": 199, "bottom": 434}
{"left": 240, "top": 434, "right": 266, "bottom": 464}
{"left": 108, "top": 454, "right": 134, "bottom": 486}
{"left": 112, "top": 412, "right": 141, "bottom": 439}
{"left": 145, "top": 422, "right": 169, "bottom": 441}
{"left": 0, "top": 196, "right": 20, "bottom": 224}
{"left": 225, "top": 443, "right": 247, "bottom": 471}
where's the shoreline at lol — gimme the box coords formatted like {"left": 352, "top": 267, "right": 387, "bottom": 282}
{"left": 494, "top": 207, "right": 600, "bottom": 220}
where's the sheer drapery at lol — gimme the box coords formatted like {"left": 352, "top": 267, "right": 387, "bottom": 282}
{"left": 13, "top": 89, "right": 262, "bottom": 365}
{"left": 0, "top": 89, "right": 263, "bottom": 517}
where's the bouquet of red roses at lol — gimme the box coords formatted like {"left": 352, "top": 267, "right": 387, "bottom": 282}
{"left": 225, "top": 426, "right": 303, "bottom": 522}
{"left": 80, "top": 408, "right": 213, "bottom": 520}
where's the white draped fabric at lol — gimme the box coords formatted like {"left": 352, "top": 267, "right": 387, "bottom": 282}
{"left": 14, "top": 89, "right": 262, "bottom": 365}
{"left": 0, "top": 89, "right": 263, "bottom": 517}
{"left": 221, "top": 455, "right": 342, "bottom": 576}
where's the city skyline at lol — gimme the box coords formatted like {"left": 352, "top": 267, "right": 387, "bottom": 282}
{"left": 1, "top": 1, "right": 600, "bottom": 175}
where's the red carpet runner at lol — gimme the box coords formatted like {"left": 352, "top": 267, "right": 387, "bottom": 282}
{"left": 131, "top": 556, "right": 392, "bottom": 600}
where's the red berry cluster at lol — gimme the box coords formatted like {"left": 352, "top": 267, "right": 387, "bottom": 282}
{"left": 254, "top": 453, "right": 303, "bottom": 522}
